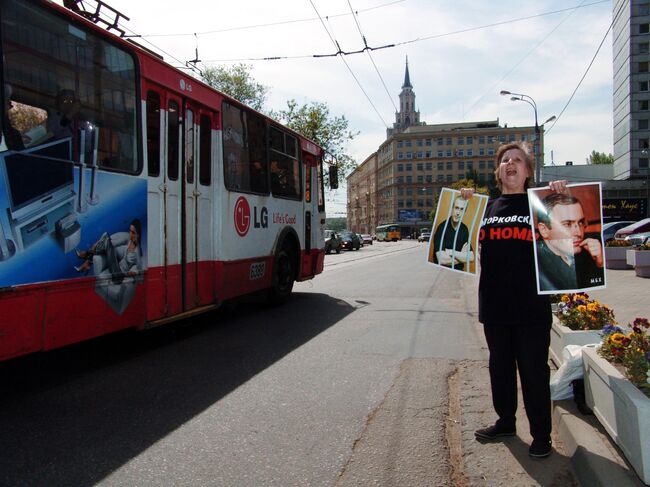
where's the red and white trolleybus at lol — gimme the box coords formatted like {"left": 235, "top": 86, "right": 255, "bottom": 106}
{"left": 0, "top": 0, "right": 335, "bottom": 361}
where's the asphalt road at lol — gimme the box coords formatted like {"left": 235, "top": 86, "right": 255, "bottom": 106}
{"left": 0, "top": 240, "right": 578, "bottom": 486}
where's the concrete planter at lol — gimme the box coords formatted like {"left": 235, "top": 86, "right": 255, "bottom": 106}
{"left": 583, "top": 346, "right": 650, "bottom": 484}
{"left": 549, "top": 320, "right": 601, "bottom": 367}
{"left": 634, "top": 250, "right": 650, "bottom": 278}
{"left": 627, "top": 248, "right": 638, "bottom": 267}
{"left": 605, "top": 246, "right": 632, "bottom": 270}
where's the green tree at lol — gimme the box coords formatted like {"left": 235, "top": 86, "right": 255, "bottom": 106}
{"left": 201, "top": 64, "right": 268, "bottom": 111}
{"left": 271, "top": 99, "right": 358, "bottom": 188}
{"left": 586, "top": 150, "right": 614, "bottom": 165}
{"left": 429, "top": 179, "right": 489, "bottom": 221}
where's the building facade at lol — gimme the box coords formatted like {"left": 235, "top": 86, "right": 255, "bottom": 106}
{"left": 612, "top": 0, "right": 650, "bottom": 216}
{"left": 347, "top": 61, "right": 538, "bottom": 235}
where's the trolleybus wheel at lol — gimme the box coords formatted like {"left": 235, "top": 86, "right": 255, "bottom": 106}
{"left": 269, "top": 242, "right": 295, "bottom": 304}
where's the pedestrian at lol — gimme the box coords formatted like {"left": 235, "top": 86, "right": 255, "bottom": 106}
{"left": 460, "top": 140, "right": 567, "bottom": 459}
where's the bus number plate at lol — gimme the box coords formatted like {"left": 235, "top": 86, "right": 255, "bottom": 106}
{"left": 250, "top": 262, "right": 266, "bottom": 280}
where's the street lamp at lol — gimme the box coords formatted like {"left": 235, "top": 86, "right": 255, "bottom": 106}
{"left": 500, "top": 90, "right": 554, "bottom": 185}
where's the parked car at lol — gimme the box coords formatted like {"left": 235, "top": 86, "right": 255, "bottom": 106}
{"left": 614, "top": 218, "right": 650, "bottom": 240}
{"left": 360, "top": 234, "right": 373, "bottom": 245}
{"left": 602, "top": 220, "right": 635, "bottom": 242}
{"left": 357, "top": 233, "right": 364, "bottom": 247}
{"left": 417, "top": 232, "right": 431, "bottom": 243}
{"left": 626, "top": 231, "right": 650, "bottom": 246}
{"left": 340, "top": 231, "right": 361, "bottom": 250}
{"left": 324, "top": 230, "right": 342, "bottom": 254}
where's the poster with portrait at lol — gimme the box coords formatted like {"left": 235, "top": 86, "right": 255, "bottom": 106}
{"left": 427, "top": 188, "right": 488, "bottom": 275}
{"left": 528, "top": 182, "right": 606, "bottom": 295}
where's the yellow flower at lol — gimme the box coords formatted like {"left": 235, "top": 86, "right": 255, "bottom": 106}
{"left": 561, "top": 295, "right": 570, "bottom": 303}
{"left": 610, "top": 333, "right": 626, "bottom": 344}
{"left": 577, "top": 305, "right": 587, "bottom": 313}
{"left": 587, "top": 302, "right": 599, "bottom": 312}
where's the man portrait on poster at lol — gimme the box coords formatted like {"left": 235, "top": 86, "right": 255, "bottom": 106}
{"left": 533, "top": 188, "right": 605, "bottom": 292}
{"left": 428, "top": 187, "right": 487, "bottom": 275}
{"left": 432, "top": 194, "right": 474, "bottom": 271}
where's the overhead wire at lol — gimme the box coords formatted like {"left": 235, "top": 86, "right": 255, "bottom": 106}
{"left": 464, "top": 0, "right": 586, "bottom": 118}
{"left": 199, "top": 1, "right": 608, "bottom": 63}
{"left": 545, "top": 0, "right": 626, "bottom": 134}
{"left": 346, "top": 0, "right": 398, "bottom": 113}
{"left": 309, "top": 0, "right": 389, "bottom": 128}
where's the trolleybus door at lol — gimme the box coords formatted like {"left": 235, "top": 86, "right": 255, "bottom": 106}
{"left": 164, "top": 97, "right": 184, "bottom": 316}
{"left": 182, "top": 102, "right": 199, "bottom": 311}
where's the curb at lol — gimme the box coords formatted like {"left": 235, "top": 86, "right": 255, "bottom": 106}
{"left": 553, "top": 400, "right": 646, "bottom": 486}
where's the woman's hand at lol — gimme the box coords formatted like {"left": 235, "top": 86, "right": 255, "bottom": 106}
{"left": 548, "top": 180, "right": 569, "bottom": 193}
{"left": 460, "top": 188, "right": 475, "bottom": 200}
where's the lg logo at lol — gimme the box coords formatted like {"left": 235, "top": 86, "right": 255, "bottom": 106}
{"left": 234, "top": 196, "right": 251, "bottom": 237}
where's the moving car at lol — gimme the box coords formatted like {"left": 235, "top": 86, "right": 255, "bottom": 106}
{"left": 360, "top": 234, "right": 373, "bottom": 245}
{"left": 614, "top": 218, "right": 650, "bottom": 240}
{"left": 602, "top": 220, "right": 635, "bottom": 242}
{"left": 324, "top": 230, "right": 342, "bottom": 254}
{"left": 340, "top": 231, "right": 361, "bottom": 250}
{"left": 418, "top": 232, "right": 431, "bottom": 243}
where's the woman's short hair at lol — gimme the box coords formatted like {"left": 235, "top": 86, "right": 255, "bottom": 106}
{"left": 494, "top": 141, "right": 535, "bottom": 192}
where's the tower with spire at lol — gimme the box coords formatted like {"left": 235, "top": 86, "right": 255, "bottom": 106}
{"left": 388, "top": 56, "right": 424, "bottom": 137}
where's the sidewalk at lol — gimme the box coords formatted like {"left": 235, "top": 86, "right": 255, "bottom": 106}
{"left": 552, "top": 267, "right": 650, "bottom": 487}
{"left": 458, "top": 267, "right": 649, "bottom": 486}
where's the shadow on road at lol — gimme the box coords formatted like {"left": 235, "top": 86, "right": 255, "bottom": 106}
{"left": 0, "top": 292, "right": 354, "bottom": 486}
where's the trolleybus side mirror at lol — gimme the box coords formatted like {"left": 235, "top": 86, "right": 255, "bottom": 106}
{"left": 329, "top": 165, "right": 339, "bottom": 190}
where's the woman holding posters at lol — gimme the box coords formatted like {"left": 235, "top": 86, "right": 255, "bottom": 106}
{"left": 461, "top": 141, "right": 566, "bottom": 459}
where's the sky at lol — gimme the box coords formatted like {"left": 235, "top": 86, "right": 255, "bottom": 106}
{"left": 60, "top": 0, "right": 614, "bottom": 216}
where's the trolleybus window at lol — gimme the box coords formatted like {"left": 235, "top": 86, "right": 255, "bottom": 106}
{"left": 222, "top": 101, "right": 268, "bottom": 194}
{"left": 168, "top": 100, "right": 180, "bottom": 181}
{"left": 0, "top": 0, "right": 139, "bottom": 173}
{"left": 270, "top": 126, "right": 301, "bottom": 200}
{"left": 146, "top": 91, "right": 161, "bottom": 177}
{"left": 199, "top": 114, "right": 212, "bottom": 186}
{"left": 185, "top": 108, "right": 194, "bottom": 184}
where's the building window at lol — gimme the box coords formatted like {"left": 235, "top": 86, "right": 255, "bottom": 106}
{"left": 641, "top": 23, "right": 650, "bottom": 34}
{"left": 425, "top": 162, "right": 432, "bottom": 170}
{"left": 466, "top": 136, "right": 473, "bottom": 144}
{"left": 641, "top": 62, "right": 649, "bottom": 73}
{"left": 397, "top": 141, "right": 403, "bottom": 148}
{"left": 397, "top": 176, "right": 404, "bottom": 183}
{"left": 641, "top": 42, "right": 650, "bottom": 53}
{"left": 458, "top": 149, "right": 464, "bottom": 156}
{"left": 640, "top": 158, "right": 649, "bottom": 168}
{"left": 479, "top": 148, "right": 485, "bottom": 155}
{"left": 437, "top": 137, "right": 443, "bottom": 146}
{"left": 397, "top": 163, "right": 404, "bottom": 172}
{"left": 398, "top": 199, "right": 404, "bottom": 207}
{"left": 397, "top": 152, "right": 404, "bottom": 159}
{"left": 640, "top": 81, "right": 649, "bottom": 92}
{"left": 426, "top": 174, "right": 433, "bottom": 182}
{"left": 417, "top": 175, "right": 424, "bottom": 183}
{"left": 458, "top": 137, "right": 464, "bottom": 145}
{"left": 458, "top": 161, "right": 465, "bottom": 170}
{"left": 479, "top": 160, "right": 486, "bottom": 169}
{"left": 446, "top": 161, "right": 453, "bottom": 169}
{"left": 406, "top": 163, "right": 413, "bottom": 171}
{"left": 467, "top": 161, "right": 474, "bottom": 169}
{"left": 437, "top": 162, "right": 443, "bottom": 170}
{"left": 416, "top": 163, "right": 423, "bottom": 170}
{"left": 640, "top": 119, "right": 649, "bottom": 130}
{"left": 487, "top": 135, "right": 494, "bottom": 143}
{"left": 437, "top": 174, "right": 444, "bottom": 182}
{"left": 446, "top": 137, "right": 452, "bottom": 145}
{"left": 487, "top": 148, "right": 495, "bottom": 156}
{"left": 446, "top": 174, "right": 453, "bottom": 182}
{"left": 406, "top": 176, "right": 412, "bottom": 183}
{"left": 398, "top": 188, "right": 404, "bottom": 196}
{"left": 405, "top": 140, "right": 412, "bottom": 147}
{"left": 425, "top": 151, "right": 432, "bottom": 158}
{"left": 405, "top": 200, "right": 413, "bottom": 207}
{"left": 437, "top": 150, "right": 443, "bottom": 157}
{"left": 467, "top": 149, "right": 473, "bottom": 156}
{"left": 640, "top": 139, "right": 650, "bottom": 149}
{"left": 406, "top": 153, "right": 413, "bottom": 159}
{"left": 478, "top": 136, "right": 485, "bottom": 144}
{"left": 640, "top": 100, "right": 649, "bottom": 111}
{"left": 446, "top": 150, "right": 452, "bottom": 157}
{"left": 426, "top": 139, "right": 432, "bottom": 146}
{"left": 406, "top": 188, "right": 413, "bottom": 196}
{"left": 508, "top": 134, "right": 516, "bottom": 142}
